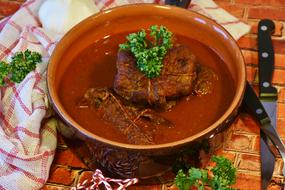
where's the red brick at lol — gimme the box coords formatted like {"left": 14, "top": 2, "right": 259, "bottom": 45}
{"left": 238, "top": 35, "right": 257, "bottom": 50}
{"left": 77, "top": 171, "right": 93, "bottom": 184}
{"left": 233, "top": 113, "right": 260, "bottom": 134}
{"left": 273, "top": 158, "right": 284, "bottom": 176}
{"left": 235, "top": 0, "right": 285, "bottom": 6}
{"left": 279, "top": 88, "right": 285, "bottom": 103}
{"left": 273, "top": 70, "right": 285, "bottom": 85}
{"left": 47, "top": 166, "right": 77, "bottom": 186}
{"left": 245, "top": 66, "right": 285, "bottom": 85}
{"left": 215, "top": 2, "right": 245, "bottom": 18}
{"left": 224, "top": 133, "right": 254, "bottom": 152}
{"left": 242, "top": 50, "right": 285, "bottom": 69}
{"left": 247, "top": 20, "right": 283, "bottom": 36}
{"left": 238, "top": 36, "right": 285, "bottom": 54}
{"left": 246, "top": 65, "right": 257, "bottom": 82}
{"left": 248, "top": 7, "right": 285, "bottom": 21}
{"left": 53, "top": 149, "right": 87, "bottom": 168}
{"left": 213, "top": 148, "right": 237, "bottom": 163}
{"left": 273, "top": 40, "right": 285, "bottom": 54}
{"left": 278, "top": 103, "right": 285, "bottom": 119}
{"left": 237, "top": 154, "right": 261, "bottom": 171}
{"left": 40, "top": 184, "right": 70, "bottom": 190}
{"left": 0, "top": 1, "right": 21, "bottom": 16}
{"left": 277, "top": 119, "right": 285, "bottom": 137}
{"left": 233, "top": 173, "right": 261, "bottom": 189}
{"left": 253, "top": 135, "right": 260, "bottom": 152}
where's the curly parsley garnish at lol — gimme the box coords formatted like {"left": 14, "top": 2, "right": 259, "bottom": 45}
{"left": 175, "top": 156, "right": 237, "bottom": 190}
{"left": 119, "top": 25, "right": 173, "bottom": 78}
{"left": 0, "top": 49, "right": 42, "bottom": 86}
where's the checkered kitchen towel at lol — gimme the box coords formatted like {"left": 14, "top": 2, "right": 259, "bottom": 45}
{"left": 0, "top": 0, "right": 250, "bottom": 189}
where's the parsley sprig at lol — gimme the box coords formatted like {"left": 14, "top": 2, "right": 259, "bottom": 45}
{"left": 0, "top": 50, "right": 42, "bottom": 86}
{"left": 175, "top": 156, "right": 237, "bottom": 190}
{"left": 119, "top": 25, "right": 173, "bottom": 78}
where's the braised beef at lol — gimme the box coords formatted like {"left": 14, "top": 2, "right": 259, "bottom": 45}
{"left": 79, "top": 88, "right": 173, "bottom": 145}
{"left": 193, "top": 65, "right": 218, "bottom": 96}
{"left": 114, "top": 45, "right": 198, "bottom": 107}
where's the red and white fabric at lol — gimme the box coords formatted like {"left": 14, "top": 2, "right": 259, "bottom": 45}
{"left": 0, "top": 0, "right": 250, "bottom": 189}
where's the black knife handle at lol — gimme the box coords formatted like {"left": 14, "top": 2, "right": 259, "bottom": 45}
{"left": 244, "top": 82, "right": 270, "bottom": 124}
{"left": 258, "top": 19, "right": 277, "bottom": 99}
{"left": 165, "top": 0, "right": 191, "bottom": 8}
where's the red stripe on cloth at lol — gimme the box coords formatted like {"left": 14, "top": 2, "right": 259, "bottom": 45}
{"left": 40, "top": 121, "right": 57, "bottom": 139}
{"left": 46, "top": 41, "right": 55, "bottom": 52}
{"left": 20, "top": 36, "right": 41, "bottom": 45}
{"left": 10, "top": 164, "right": 46, "bottom": 185}
{"left": 14, "top": 126, "right": 40, "bottom": 138}
{"left": 42, "top": 125, "right": 57, "bottom": 139}
{"left": 102, "top": 0, "right": 115, "bottom": 9}
{"left": 8, "top": 20, "right": 22, "bottom": 33}
{"left": 5, "top": 146, "right": 19, "bottom": 169}
{"left": 0, "top": 16, "right": 11, "bottom": 32}
{"left": 34, "top": 86, "right": 45, "bottom": 95}
{"left": 41, "top": 151, "right": 49, "bottom": 180}
{"left": 21, "top": 0, "right": 36, "bottom": 8}
{"left": 0, "top": 39, "right": 19, "bottom": 60}
{"left": 0, "top": 161, "right": 15, "bottom": 177}
{"left": 154, "top": 0, "right": 161, "bottom": 4}
{"left": 220, "top": 20, "right": 241, "bottom": 25}
{"left": 0, "top": 111, "right": 14, "bottom": 132}
{"left": 0, "top": 148, "right": 55, "bottom": 161}
{"left": 18, "top": 29, "right": 29, "bottom": 52}
{"left": 34, "top": 106, "right": 47, "bottom": 111}
{"left": 0, "top": 184, "right": 7, "bottom": 190}
{"left": 30, "top": 26, "right": 53, "bottom": 44}
{"left": 12, "top": 86, "right": 32, "bottom": 116}
{"left": 3, "top": 72, "right": 43, "bottom": 135}
{"left": 24, "top": 6, "right": 41, "bottom": 26}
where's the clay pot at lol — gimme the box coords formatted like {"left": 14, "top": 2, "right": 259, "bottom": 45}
{"left": 47, "top": 4, "right": 246, "bottom": 181}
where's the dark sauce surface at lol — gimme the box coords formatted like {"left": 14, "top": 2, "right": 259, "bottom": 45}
{"left": 59, "top": 33, "right": 235, "bottom": 144}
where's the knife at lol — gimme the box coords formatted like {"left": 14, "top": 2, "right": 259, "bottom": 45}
{"left": 244, "top": 82, "right": 285, "bottom": 178}
{"left": 258, "top": 19, "right": 277, "bottom": 190}
{"left": 258, "top": 19, "right": 278, "bottom": 127}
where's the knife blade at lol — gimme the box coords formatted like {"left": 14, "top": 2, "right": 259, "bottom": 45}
{"left": 244, "top": 82, "right": 285, "bottom": 177}
{"left": 258, "top": 19, "right": 277, "bottom": 190}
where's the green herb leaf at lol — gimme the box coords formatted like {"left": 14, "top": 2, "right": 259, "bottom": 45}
{"left": 0, "top": 61, "right": 10, "bottom": 86}
{"left": 0, "top": 49, "right": 42, "bottom": 86}
{"left": 175, "top": 169, "right": 192, "bottom": 190}
{"left": 210, "top": 156, "right": 237, "bottom": 190}
{"left": 174, "top": 156, "right": 237, "bottom": 190}
{"left": 119, "top": 25, "right": 172, "bottom": 78}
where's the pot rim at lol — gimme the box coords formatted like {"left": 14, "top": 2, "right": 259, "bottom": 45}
{"left": 47, "top": 3, "right": 247, "bottom": 151}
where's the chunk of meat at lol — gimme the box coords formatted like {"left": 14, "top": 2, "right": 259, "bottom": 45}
{"left": 114, "top": 45, "right": 198, "bottom": 107}
{"left": 193, "top": 65, "right": 218, "bottom": 96}
{"left": 79, "top": 88, "right": 173, "bottom": 145}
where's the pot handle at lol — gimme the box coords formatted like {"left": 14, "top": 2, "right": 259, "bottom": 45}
{"left": 165, "top": 0, "right": 191, "bottom": 8}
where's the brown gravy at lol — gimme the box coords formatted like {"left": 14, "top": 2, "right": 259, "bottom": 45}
{"left": 59, "top": 33, "right": 235, "bottom": 144}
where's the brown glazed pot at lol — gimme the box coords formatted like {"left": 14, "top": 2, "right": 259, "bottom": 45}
{"left": 47, "top": 4, "right": 246, "bottom": 181}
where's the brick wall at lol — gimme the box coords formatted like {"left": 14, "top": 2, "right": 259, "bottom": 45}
{"left": 0, "top": 0, "right": 285, "bottom": 190}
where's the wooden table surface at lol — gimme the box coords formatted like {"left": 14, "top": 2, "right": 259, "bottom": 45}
{"left": 1, "top": 0, "right": 285, "bottom": 189}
